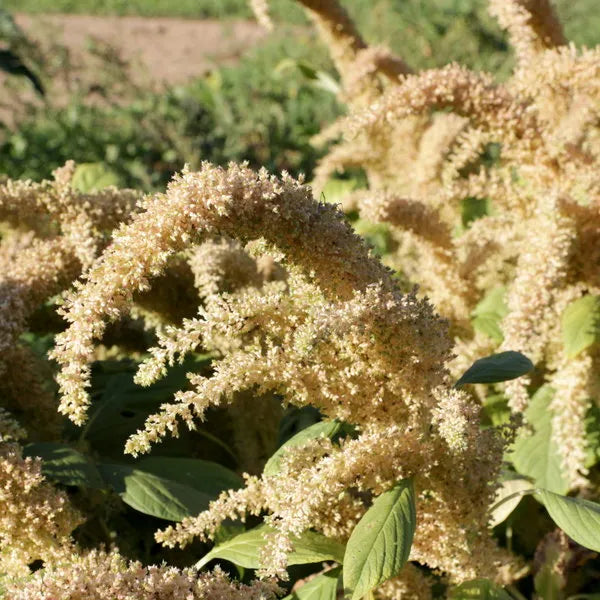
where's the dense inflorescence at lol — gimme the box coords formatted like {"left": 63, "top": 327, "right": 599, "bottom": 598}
{"left": 50, "top": 161, "right": 513, "bottom": 584}
{"left": 2, "top": 1, "right": 600, "bottom": 598}
{"left": 3, "top": 549, "right": 280, "bottom": 600}
{"left": 0, "top": 440, "right": 82, "bottom": 577}
{"left": 307, "top": 0, "right": 600, "bottom": 490}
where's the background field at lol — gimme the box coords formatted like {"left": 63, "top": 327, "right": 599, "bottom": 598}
{"left": 2, "top": 0, "right": 600, "bottom": 190}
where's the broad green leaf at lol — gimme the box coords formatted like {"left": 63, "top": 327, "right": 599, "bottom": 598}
{"left": 488, "top": 476, "right": 534, "bottom": 528}
{"left": 283, "top": 567, "right": 341, "bottom": 600}
{"left": 211, "top": 521, "right": 247, "bottom": 578}
{"left": 83, "top": 356, "right": 214, "bottom": 458}
{"left": 98, "top": 463, "right": 228, "bottom": 521}
{"left": 561, "top": 295, "right": 600, "bottom": 358}
{"left": 264, "top": 420, "right": 352, "bottom": 477}
{"left": 195, "top": 524, "right": 345, "bottom": 570}
{"left": 455, "top": 351, "right": 533, "bottom": 387}
{"left": 473, "top": 286, "right": 508, "bottom": 319}
{"left": 137, "top": 457, "right": 242, "bottom": 496}
{"left": 23, "top": 443, "right": 105, "bottom": 489}
{"left": 449, "top": 579, "right": 512, "bottom": 599}
{"left": 472, "top": 286, "right": 507, "bottom": 342}
{"left": 213, "top": 522, "right": 246, "bottom": 545}
{"left": 509, "top": 386, "right": 569, "bottom": 495}
{"left": 343, "top": 479, "right": 416, "bottom": 600}
{"left": 71, "top": 162, "right": 121, "bottom": 192}
{"left": 538, "top": 489, "right": 600, "bottom": 552}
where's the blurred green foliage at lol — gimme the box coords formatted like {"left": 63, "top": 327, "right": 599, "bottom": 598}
{"left": 4, "top": 0, "right": 255, "bottom": 19}
{"left": 1, "top": 0, "right": 599, "bottom": 187}
{"left": 0, "top": 32, "right": 340, "bottom": 189}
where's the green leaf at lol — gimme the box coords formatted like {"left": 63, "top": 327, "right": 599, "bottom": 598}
{"left": 71, "top": 162, "right": 121, "bottom": 192}
{"left": 23, "top": 443, "right": 105, "bottom": 489}
{"left": 264, "top": 420, "right": 352, "bottom": 477}
{"left": 561, "top": 295, "right": 600, "bottom": 358}
{"left": 277, "top": 406, "right": 322, "bottom": 446}
{"left": 472, "top": 286, "right": 507, "bottom": 342}
{"left": 97, "top": 463, "right": 232, "bottom": 521}
{"left": 488, "top": 475, "right": 535, "bottom": 528}
{"left": 283, "top": 567, "right": 341, "bottom": 600}
{"left": 83, "top": 356, "right": 214, "bottom": 458}
{"left": 472, "top": 314, "right": 503, "bottom": 343}
{"left": 455, "top": 351, "right": 533, "bottom": 387}
{"left": 474, "top": 287, "right": 508, "bottom": 318}
{"left": 213, "top": 522, "right": 246, "bottom": 545}
{"left": 449, "top": 579, "right": 513, "bottom": 599}
{"left": 195, "top": 524, "right": 345, "bottom": 570}
{"left": 538, "top": 489, "right": 600, "bottom": 552}
{"left": 343, "top": 479, "right": 416, "bottom": 600}
{"left": 136, "top": 457, "right": 242, "bottom": 497}
{"left": 509, "top": 386, "right": 569, "bottom": 495}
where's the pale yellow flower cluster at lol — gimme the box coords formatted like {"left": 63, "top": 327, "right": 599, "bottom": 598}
{"left": 294, "top": 0, "right": 410, "bottom": 105}
{"left": 3, "top": 549, "right": 279, "bottom": 600}
{"left": 51, "top": 162, "right": 394, "bottom": 424}
{"left": 190, "top": 238, "right": 260, "bottom": 299}
{"left": 50, "top": 160, "right": 515, "bottom": 587}
{"left": 0, "top": 441, "right": 82, "bottom": 577}
{"left": 0, "top": 235, "right": 79, "bottom": 354}
{"left": 548, "top": 353, "right": 596, "bottom": 488}
{"left": 0, "top": 343, "right": 62, "bottom": 440}
{"left": 488, "top": 0, "right": 566, "bottom": 65}
{"left": 249, "top": 0, "right": 273, "bottom": 31}
{"left": 375, "top": 563, "right": 433, "bottom": 600}
{"left": 0, "top": 164, "right": 141, "bottom": 436}
{"left": 12, "top": 0, "right": 600, "bottom": 594}
{"left": 309, "top": 0, "right": 600, "bottom": 489}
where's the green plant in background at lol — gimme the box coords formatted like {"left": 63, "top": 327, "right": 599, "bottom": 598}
{"left": 0, "top": 31, "right": 340, "bottom": 189}
{"left": 2, "top": 0, "right": 600, "bottom": 189}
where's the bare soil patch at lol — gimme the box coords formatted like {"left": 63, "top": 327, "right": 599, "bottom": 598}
{"left": 14, "top": 13, "right": 267, "bottom": 85}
